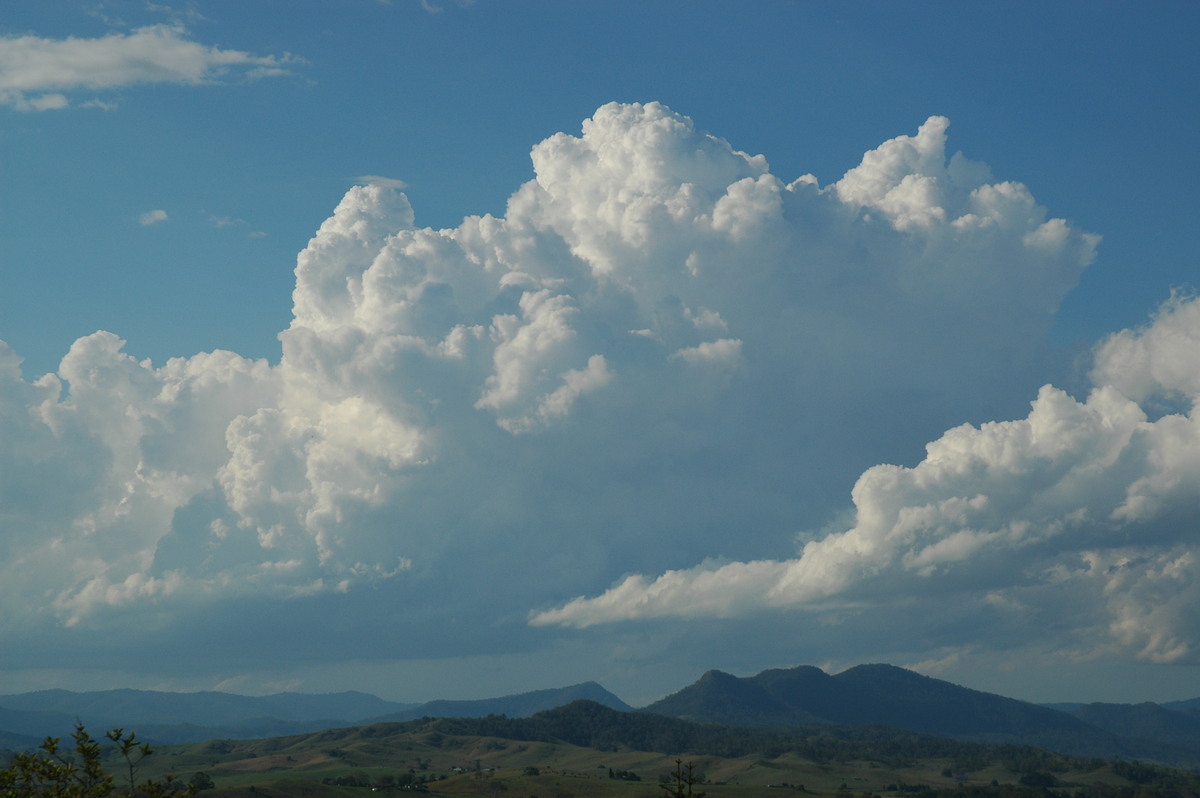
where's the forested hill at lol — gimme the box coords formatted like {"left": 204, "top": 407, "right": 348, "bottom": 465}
{"left": 386, "top": 699, "right": 1187, "bottom": 771}
{"left": 6, "top": 664, "right": 1200, "bottom": 768}
{"left": 367, "top": 681, "right": 632, "bottom": 723}
{"left": 641, "top": 664, "right": 1200, "bottom": 768}
{"left": 646, "top": 664, "right": 1086, "bottom": 737}
{"left": 16, "top": 700, "right": 1200, "bottom": 798}
{"left": 1068, "top": 702, "right": 1200, "bottom": 752}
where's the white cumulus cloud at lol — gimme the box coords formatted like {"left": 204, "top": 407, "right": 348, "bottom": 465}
{"left": 0, "top": 103, "right": 1112, "bottom": 674}
{"left": 532, "top": 290, "right": 1200, "bottom": 666}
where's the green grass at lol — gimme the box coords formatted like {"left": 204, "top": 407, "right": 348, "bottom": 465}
{"left": 103, "top": 723, "right": 1180, "bottom": 798}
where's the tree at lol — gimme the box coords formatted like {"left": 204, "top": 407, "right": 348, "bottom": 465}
{"left": 0, "top": 723, "right": 194, "bottom": 797}
{"left": 187, "top": 772, "right": 215, "bottom": 791}
{"left": 660, "top": 759, "right": 705, "bottom": 798}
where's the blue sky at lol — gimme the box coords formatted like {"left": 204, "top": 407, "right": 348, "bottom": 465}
{"left": 1, "top": 0, "right": 1199, "bottom": 707}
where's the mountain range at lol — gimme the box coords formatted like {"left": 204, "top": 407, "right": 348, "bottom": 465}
{"left": 4, "top": 664, "right": 1200, "bottom": 769}
{"left": 641, "top": 664, "right": 1200, "bottom": 766}
{"left": 0, "top": 681, "right": 629, "bottom": 748}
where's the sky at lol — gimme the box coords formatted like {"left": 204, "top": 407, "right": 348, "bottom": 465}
{"left": 1, "top": 1, "right": 1199, "bottom": 709}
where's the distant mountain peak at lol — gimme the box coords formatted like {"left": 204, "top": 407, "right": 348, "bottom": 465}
{"left": 366, "top": 680, "right": 632, "bottom": 724}
{"left": 697, "top": 669, "right": 738, "bottom": 683}
{"left": 644, "top": 661, "right": 1098, "bottom": 741}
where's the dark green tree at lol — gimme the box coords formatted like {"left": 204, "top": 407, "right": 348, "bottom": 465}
{"left": 0, "top": 723, "right": 193, "bottom": 797}
{"left": 187, "top": 772, "right": 214, "bottom": 791}
{"left": 660, "top": 759, "right": 705, "bottom": 798}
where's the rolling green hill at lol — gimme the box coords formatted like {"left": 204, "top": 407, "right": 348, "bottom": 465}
{"left": 100, "top": 702, "right": 1200, "bottom": 798}
{"left": 7, "top": 664, "right": 1200, "bottom": 775}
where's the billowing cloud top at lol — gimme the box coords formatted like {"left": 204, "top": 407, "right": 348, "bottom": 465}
{"left": 10, "top": 102, "right": 1169, "bottom": 679}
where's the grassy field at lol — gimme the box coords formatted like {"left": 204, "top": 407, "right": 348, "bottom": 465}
{"left": 111, "top": 723, "right": 1135, "bottom": 798}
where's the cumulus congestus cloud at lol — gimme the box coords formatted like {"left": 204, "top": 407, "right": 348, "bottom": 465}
{"left": 532, "top": 294, "right": 1200, "bottom": 666}
{"left": 1, "top": 103, "right": 1110, "bottom": 661}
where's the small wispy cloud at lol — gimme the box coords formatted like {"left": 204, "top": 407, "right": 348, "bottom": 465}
{"left": 417, "top": 0, "right": 475, "bottom": 13}
{"left": 357, "top": 174, "right": 408, "bottom": 190}
{"left": 0, "top": 24, "right": 300, "bottom": 111}
{"left": 16, "top": 93, "right": 68, "bottom": 111}
{"left": 205, "top": 212, "right": 244, "bottom": 228}
{"left": 203, "top": 211, "right": 266, "bottom": 238}
{"left": 144, "top": 3, "right": 209, "bottom": 26}
{"left": 139, "top": 209, "right": 168, "bottom": 226}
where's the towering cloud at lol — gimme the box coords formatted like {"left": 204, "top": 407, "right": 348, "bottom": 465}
{"left": 1, "top": 103, "right": 1122, "bottom": 674}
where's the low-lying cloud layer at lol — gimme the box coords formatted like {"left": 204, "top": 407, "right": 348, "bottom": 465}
{"left": 11, "top": 102, "right": 1187, "bottom": 691}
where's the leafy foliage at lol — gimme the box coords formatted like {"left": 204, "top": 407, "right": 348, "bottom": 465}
{"left": 0, "top": 724, "right": 194, "bottom": 797}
